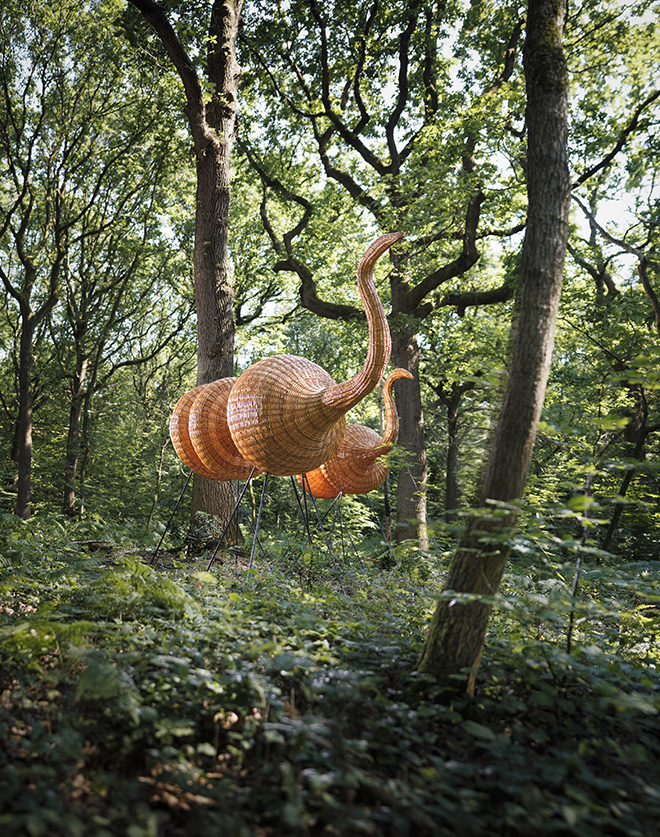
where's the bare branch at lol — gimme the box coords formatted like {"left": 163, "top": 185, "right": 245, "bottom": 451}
{"left": 405, "top": 191, "right": 485, "bottom": 313}
{"left": 572, "top": 195, "right": 660, "bottom": 334}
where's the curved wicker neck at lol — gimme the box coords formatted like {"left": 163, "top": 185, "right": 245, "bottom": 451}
{"left": 358, "top": 367, "right": 414, "bottom": 464}
{"left": 322, "top": 232, "right": 405, "bottom": 411}
{"left": 380, "top": 367, "right": 414, "bottom": 448}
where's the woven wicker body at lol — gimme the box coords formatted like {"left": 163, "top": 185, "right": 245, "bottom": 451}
{"left": 299, "top": 368, "right": 414, "bottom": 497}
{"left": 169, "top": 385, "right": 223, "bottom": 480}
{"left": 227, "top": 232, "right": 405, "bottom": 477}
{"left": 226, "top": 354, "right": 346, "bottom": 476}
{"left": 188, "top": 378, "right": 259, "bottom": 480}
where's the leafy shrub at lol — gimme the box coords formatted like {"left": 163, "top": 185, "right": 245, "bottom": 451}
{"left": 1, "top": 516, "right": 659, "bottom": 835}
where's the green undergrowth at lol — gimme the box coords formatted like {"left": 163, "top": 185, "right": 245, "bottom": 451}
{"left": 1, "top": 514, "right": 660, "bottom": 835}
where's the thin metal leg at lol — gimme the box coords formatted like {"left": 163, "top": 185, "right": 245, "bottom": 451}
{"left": 301, "top": 473, "right": 335, "bottom": 562}
{"left": 248, "top": 473, "right": 269, "bottom": 569}
{"left": 330, "top": 492, "right": 345, "bottom": 559}
{"left": 150, "top": 469, "right": 193, "bottom": 565}
{"left": 321, "top": 494, "right": 340, "bottom": 525}
{"left": 290, "top": 475, "right": 314, "bottom": 543}
{"left": 332, "top": 494, "right": 362, "bottom": 562}
{"left": 327, "top": 492, "right": 341, "bottom": 538}
{"left": 207, "top": 467, "right": 256, "bottom": 571}
{"left": 236, "top": 489, "right": 268, "bottom": 562}
{"left": 365, "top": 492, "right": 398, "bottom": 566}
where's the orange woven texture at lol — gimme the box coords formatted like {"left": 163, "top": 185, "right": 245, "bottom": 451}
{"left": 323, "top": 424, "right": 386, "bottom": 495}
{"left": 188, "top": 378, "right": 259, "bottom": 480}
{"left": 227, "top": 233, "right": 405, "bottom": 477}
{"left": 379, "top": 367, "right": 414, "bottom": 448}
{"left": 170, "top": 386, "right": 222, "bottom": 480}
{"left": 298, "top": 468, "right": 341, "bottom": 500}
{"left": 299, "top": 367, "right": 414, "bottom": 497}
{"left": 321, "top": 232, "right": 404, "bottom": 412}
{"left": 227, "top": 355, "right": 346, "bottom": 476}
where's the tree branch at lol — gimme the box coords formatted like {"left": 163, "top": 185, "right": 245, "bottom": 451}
{"left": 385, "top": 2, "right": 420, "bottom": 170}
{"left": 127, "top": 0, "right": 216, "bottom": 156}
{"left": 573, "top": 195, "right": 660, "bottom": 336}
{"left": 404, "top": 190, "right": 485, "bottom": 313}
{"left": 573, "top": 89, "right": 660, "bottom": 187}
{"left": 274, "top": 256, "right": 362, "bottom": 321}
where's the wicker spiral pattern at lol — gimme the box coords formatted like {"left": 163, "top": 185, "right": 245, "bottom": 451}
{"left": 169, "top": 385, "right": 223, "bottom": 480}
{"left": 188, "top": 378, "right": 259, "bottom": 480}
{"left": 227, "top": 233, "right": 405, "bottom": 477}
{"left": 299, "top": 368, "right": 414, "bottom": 497}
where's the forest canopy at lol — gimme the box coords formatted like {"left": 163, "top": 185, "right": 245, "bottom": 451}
{"left": 0, "top": 0, "right": 657, "bottom": 559}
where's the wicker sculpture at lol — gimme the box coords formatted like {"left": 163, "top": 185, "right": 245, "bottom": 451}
{"left": 299, "top": 367, "right": 413, "bottom": 498}
{"left": 226, "top": 232, "right": 405, "bottom": 476}
{"left": 169, "top": 385, "right": 221, "bottom": 480}
{"left": 170, "top": 379, "right": 258, "bottom": 481}
{"left": 188, "top": 378, "right": 260, "bottom": 480}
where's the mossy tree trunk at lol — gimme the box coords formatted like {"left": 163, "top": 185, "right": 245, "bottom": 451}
{"left": 418, "top": 0, "right": 571, "bottom": 685}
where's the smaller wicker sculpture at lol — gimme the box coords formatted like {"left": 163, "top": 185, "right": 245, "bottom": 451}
{"left": 299, "top": 367, "right": 414, "bottom": 498}
{"left": 188, "top": 378, "right": 260, "bottom": 481}
{"left": 226, "top": 232, "right": 405, "bottom": 477}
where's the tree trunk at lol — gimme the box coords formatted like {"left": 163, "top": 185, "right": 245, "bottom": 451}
{"left": 14, "top": 320, "right": 34, "bottom": 519}
{"left": 78, "top": 388, "right": 94, "bottom": 518}
{"left": 147, "top": 436, "right": 168, "bottom": 530}
{"left": 391, "top": 323, "right": 428, "bottom": 548}
{"left": 129, "top": 0, "right": 243, "bottom": 539}
{"left": 190, "top": 0, "right": 242, "bottom": 538}
{"left": 445, "top": 389, "right": 461, "bottom": 521}
{"left": 418, "top": 0, "right": 571, "bottom": 685}
{"left": 62, "top": 359, "right": 88, "bottom": 517}
{"left": 601, "top": 385, "right": 649, "bottom": 552}
{"left": 434, "top": 378, "right": 477, "bottom": 522}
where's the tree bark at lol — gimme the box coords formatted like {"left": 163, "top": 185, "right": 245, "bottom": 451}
{"left": 14, "top": 320, "right": 35, "bottom": 519}
{"left": 418, "top": 0, "right": 571, "bottom": 685}
{"left": 2, "top": 254, "right": 59, "bottom": 520}
{"left": 390, "top": 323, "right": 428, "bottom": 547}
{"left": 601, "top": 385, "right": 650, "bottom": 552}
{"left": 435, "top": 379, "right": 477, "bottom": 522}
{"left": 63, "top": 358, "right": 87, "bottom": 516}
{"left": 129, "top": 0, "right": 242, "bottom": 536}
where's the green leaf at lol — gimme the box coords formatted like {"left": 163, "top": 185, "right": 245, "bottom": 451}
{"left": 462, "top": 720, "right": 496, "bottom": 740}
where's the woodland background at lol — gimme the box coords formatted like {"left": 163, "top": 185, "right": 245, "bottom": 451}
{"left": 0, "top": 0, "right": 658, "bottom": 556}
{"left": 1, "top": 0, "right": 660, "bottom": 834}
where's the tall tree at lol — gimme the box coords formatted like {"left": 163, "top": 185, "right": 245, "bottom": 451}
{"left": 127, "top": 0, "right": 243, "bottom": 530}
{"left": 0, "top": 0, "right": 180, "bottom": 517}
{"left": 238, "top": 0, "right": 526, "bottom": 546}
{"left": 418, "top": 0, "right": 571, "bottom": 684}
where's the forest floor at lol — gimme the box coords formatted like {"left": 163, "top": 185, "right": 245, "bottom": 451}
{"left": 1, "top": 520, "right": 660, "bottom": 836}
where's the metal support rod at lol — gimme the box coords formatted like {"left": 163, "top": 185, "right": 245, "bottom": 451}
{"left": 331, "top": 493, "right": 362, "bottom": 563}
{"left": 150, "top": 469, "right": 193, "bottom": 565}
{"left": 290, "top": 475, "right": 314, "bottom": 544}
{"left": 207, "top": 467, "right": 257, "bottom": 571}
{"left": 301, "top": 473, "right": 335, "bottom": 563}
{"left": 329, "top": 492, "right": 345, "bottom": 559}
{"left": 248, "top": 473, "right": 269, "bottom": 569}
{"left": 365, "top": 492, "right": 398, "bottom": 566}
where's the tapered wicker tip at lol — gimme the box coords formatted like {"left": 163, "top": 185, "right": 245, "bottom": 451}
{"left": 189, "top": 378, "right": 260, "bottom": 480}
{"left": 299, "top": 365, "right": 414, "bottom": 497}
{"left": 170, "top": 385, "right": 223, "bottom": 480}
